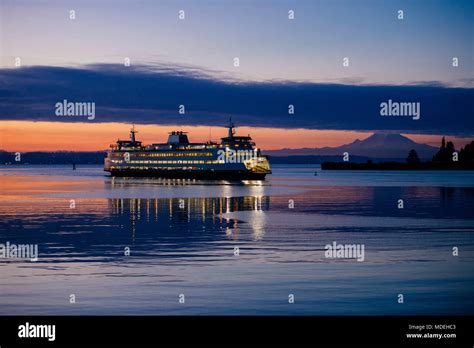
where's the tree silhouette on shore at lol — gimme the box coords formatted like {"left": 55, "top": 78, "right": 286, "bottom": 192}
{"left": 432, "top": 137, "right": 456, "bottom": 162}
{"left": 432, "top": 137, "right": 474, "bottom": 163}
{"left": 406, "top": 149, "right": 421, "bottom": 164}
{"left": 460, "top": 141, "right": 474, "bottom": 163}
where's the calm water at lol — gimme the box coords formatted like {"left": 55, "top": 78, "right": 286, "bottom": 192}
{"left": 0, "top": 164, "right": 473, "bottom": 315}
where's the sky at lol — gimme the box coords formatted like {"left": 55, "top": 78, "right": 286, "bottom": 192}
{"left": 3, "top": 120, "right": 472, "bottom": 152}
{"left": 0, "top": 0, "right": 473, "bottom": 151}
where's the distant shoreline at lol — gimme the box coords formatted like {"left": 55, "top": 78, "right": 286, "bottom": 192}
{"left": 321, "top": 162, "right": 474, "bottom": 170}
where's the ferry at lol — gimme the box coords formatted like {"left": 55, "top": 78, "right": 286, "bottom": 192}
{"left": 104, "top": 120, "right": 271, "bottom": 179}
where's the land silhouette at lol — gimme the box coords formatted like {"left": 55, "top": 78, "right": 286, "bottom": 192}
{"left": 322, "top": 137, "right": 474, "bottom": 170}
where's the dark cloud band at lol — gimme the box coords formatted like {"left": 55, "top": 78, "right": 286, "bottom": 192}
{"left": 0, "top": 64, "right": 473, "bottom": 135}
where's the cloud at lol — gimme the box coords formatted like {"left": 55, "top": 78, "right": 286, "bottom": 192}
{"left": 0, "top": 64, "right": 473, "bottom": 135}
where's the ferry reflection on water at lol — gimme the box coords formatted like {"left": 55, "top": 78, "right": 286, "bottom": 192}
{"left": 108, "top": 195, "right": 270, "bottom": 242}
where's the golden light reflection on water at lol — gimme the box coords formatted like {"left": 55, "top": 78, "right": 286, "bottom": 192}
{"left": 0, "top": 175, "right": 101, "bottom": 198}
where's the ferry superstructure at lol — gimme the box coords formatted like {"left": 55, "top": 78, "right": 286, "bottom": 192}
{"left": 104, "top": 120, "right": 271, "bottom": 179}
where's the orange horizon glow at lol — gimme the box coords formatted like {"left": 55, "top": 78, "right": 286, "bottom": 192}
{"left": 0, "top": 121, "right": 472, "bottom": 152}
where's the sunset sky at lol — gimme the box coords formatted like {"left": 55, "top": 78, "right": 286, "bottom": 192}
{"left": 2, "top": 121, "right": 472, "bottom": 152}
{"left": 0, "top": 0, "right": 473, "bottom": 152}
